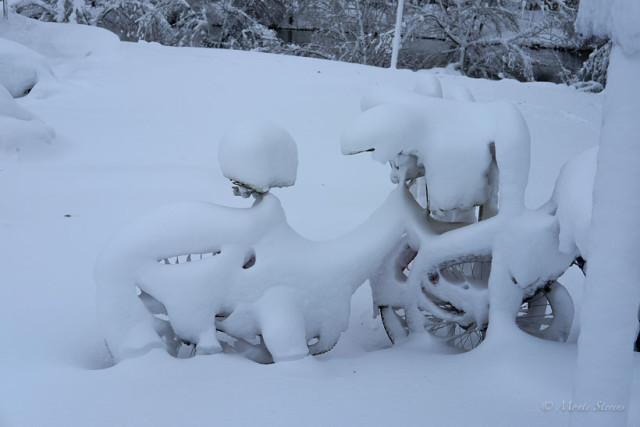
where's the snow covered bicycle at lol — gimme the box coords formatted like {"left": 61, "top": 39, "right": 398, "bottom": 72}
{"left": 341, "top": 77, "right": 575, "bottom": 351}
{"left": 95, "top": 77, "right": 575, "bottom": 364}
{"left": 95, "top": 119, "right": 429, "bottom": 364}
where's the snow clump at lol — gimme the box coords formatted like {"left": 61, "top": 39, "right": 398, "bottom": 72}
{"left": 218, "top": 120, "right": 298, "bottom": 195}
{"left": 344, "top": 83, "right": 529, "bottom": 215}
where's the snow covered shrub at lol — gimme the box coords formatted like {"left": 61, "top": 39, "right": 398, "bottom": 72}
{"left": 13, "top": 0, "right": 92, "bottom": 24}
{"left": 564, "top": 39, "right": 611, "bottom": 92}
{"left": 12, "top": 0, "right": 58, "bottom": 22}
{"left": 95, "top": 0, "right": 288, "bottom": 50}
{"left": 311, "top": 0, "right": 395, "bottom": 67}
{"left": 401, "top": 0, "right": 578, "bottom": 81}
{"left": 96, "top": 1, "right": 150, "bottom": 42}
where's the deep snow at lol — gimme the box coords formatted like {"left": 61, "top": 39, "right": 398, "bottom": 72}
{"left": 0, "top": 16, "right": 638, "bottom": 427}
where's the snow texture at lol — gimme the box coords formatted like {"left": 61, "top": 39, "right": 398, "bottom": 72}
{"left": 218, "top": 120, "right": 298, "bottom": 193}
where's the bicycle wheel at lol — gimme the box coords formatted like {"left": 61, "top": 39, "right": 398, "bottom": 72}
{"left": 380, "top": 260, "right": 573, "bottom": 351}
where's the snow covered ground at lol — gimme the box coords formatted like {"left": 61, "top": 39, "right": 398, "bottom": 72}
{"left": 0, "top": 16, "right": 638, "bottom": 426}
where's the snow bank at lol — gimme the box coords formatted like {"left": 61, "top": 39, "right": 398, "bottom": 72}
{"left": 0, "top": 37, "right": 53, "bottom": 97}
{"left": 0, "top": 13, "right": 119, "bottom": 62}
{"left": 218, "top": 120, "right": 298, "bottom": 194}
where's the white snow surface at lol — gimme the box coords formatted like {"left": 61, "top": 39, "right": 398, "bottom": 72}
{"left": 0, "top": 16, "right": 638, "bottom": 427}
{"left": 218, "top": 119, "right": 298, "bottom": 192}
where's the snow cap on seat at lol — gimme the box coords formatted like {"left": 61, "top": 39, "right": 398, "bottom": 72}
{"left": 218, "top": 119, "right": 298, "bottom": 193}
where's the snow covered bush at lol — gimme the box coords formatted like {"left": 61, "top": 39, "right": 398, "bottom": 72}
{"left": 95, "top": 0, "right": 289, "bottom": 50}
{"left": 12, "top": 0, "right": 92, "bottom": 24}
{"left": 564, "top": 39, "right": 611, "bottom": 92}
{"left": 399, "top": 0, "right": 579, "bottom": 80}
{"left": 310, "top": 0, "right": 395, "bottom": 67}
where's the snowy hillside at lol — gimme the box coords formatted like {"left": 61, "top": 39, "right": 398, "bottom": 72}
{"left": 0, "top": 15, "right": 637, "bottom": 427}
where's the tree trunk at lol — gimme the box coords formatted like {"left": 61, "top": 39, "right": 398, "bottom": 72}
{"left": 390, "top": 0, "right": 404, "bottom": 69}
{"left": 570, "top": 44, "right": 640, "bottom": 427}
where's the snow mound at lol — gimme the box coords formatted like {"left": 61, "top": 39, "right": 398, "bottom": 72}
{"left": 0, "top": 37, "right": 54, "bottom": 98}
{"left": 444, "top": 85, "right": 475, "bottom": 102}
{"left": 0, "top": 13, "right": 119, "bottom": 62}
{"left": 413, "top": 73, "right": 443, "bottom": 98}
{"left": 218, "top": 120, "right": 298, "bottom": 194}
{"left": 343, "top": 84, "right": 529, "bottom": 215}
{"left": 0, "top": 85, "right": 55, "bottom": 157}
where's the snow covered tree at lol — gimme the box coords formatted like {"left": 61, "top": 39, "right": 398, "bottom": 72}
{"left": 96, "top": 0, "right": 288, "bottom": 50}
{"left": 390, "top": 0, "right": 405, "bottom": 69}
{"left": 400, "top": 0, "right": 577, "bottom": 80}
{"left": 13, "top": 0, "right": 93, "bottom": 23}
{"left": 564, "top": 38, "right": 611, "bottom": 92}
{"left": 570, "top": 1, "right": 640, "bottom": 426}
{"left": 311, "top": 0, "right": 396, "bottom": 67}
